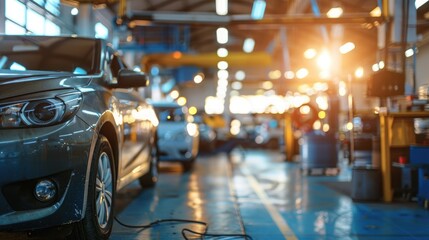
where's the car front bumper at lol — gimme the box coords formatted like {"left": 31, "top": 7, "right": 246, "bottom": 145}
{"left": 0, "top": 117, "right": 94, "bottom": 231}
{"left": 158, "top": 135, "right": 198, "bottom": 162}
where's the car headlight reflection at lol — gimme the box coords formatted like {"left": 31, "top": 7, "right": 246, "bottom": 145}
{"left": 186, "top": 123, "right": 198, "bottom": 137}
{"left": 0, "top": 91, "right": 82, "bottom": 128}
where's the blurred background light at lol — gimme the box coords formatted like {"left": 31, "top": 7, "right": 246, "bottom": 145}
{"left": 217, "top": 48, "right": 228, "bottom": 57}
{"left": 268, "top": 70, "right": 282, "bottom": 79}
{"left": 370, "top": 6, "right": 381, "bottom": 17}
{"left": 231, "top": 81, "right": 243, "bottom": 90}
{"left": 339, "top": 42, "right": 355, "bottom": 54}
{"left": 354, "top": 67, "right": 364, "bottom": 78}
{"left": 170, "top": 90, "right": 179, "bottom": 99}
{"left": 304, "top": 48, "right": 317, "bottom": 59}
{"left": 189, "top": 106, "right": 198, "bottom": 115}
{"left": 296, "top": 68, "right": 309, "bottom": 79}
{"left": 217, "top": 61, "right": 228, "bottom": 70}
{"left": 177, "top": 96, "right": 187, "bottom": 106}
{"left": 284, "top": 71, "right": 295, "bottom": 79}
{"left": 405, "top": 48, "right": 415, "bottom": 58}
{"left": 327, "top": 7, "right": 343, "bottom": 18}
{"left": 235, "top": 70, "right": 245, "bottom": 81}
{"left": 317, "top": 50, "right": 331, "bottom": 70}
{"left": 217, "top": 69, "right": 229, "bottom": 79}
{"left": 243, "top": 38, "right": 255, "bottom": 53}
{"left": 71, "top": 7, "right": 79, "bottom": 15}
{"left": 262, "top": 81, "right": 273, "bottom": 90}
{"left": 193, "top": 73, "right": 204, "bottom": 84}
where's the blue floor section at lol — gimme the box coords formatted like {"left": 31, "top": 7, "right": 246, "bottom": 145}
{"left": 108, "top": 149, "right": 429, "bottom": 239}
{"left": 233, "top": 150, "right": 429, "bottom": 240}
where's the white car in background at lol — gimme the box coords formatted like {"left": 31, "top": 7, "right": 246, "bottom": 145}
{"left": 151, "top": 101, "right": 199, "bottom": 171}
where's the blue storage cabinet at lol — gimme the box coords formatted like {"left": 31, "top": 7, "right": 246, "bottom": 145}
{"left": 410, "top": 145, "right": 429, "bottom": 208}
{"left": 410, "top": 145, "right": 429, "bottom": 165}
{"left": 418, "top": 169, "right": 429, "bottom": 209}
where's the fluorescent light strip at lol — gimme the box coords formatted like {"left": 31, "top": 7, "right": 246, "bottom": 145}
{"left": 251, "top": 0, "right": 266, "bottom": 20}
{"left": 216, "top": 27, "right": 228, "bottom": 44}
{"left": 216, "top": 0, "right": 228, "bottom": 15}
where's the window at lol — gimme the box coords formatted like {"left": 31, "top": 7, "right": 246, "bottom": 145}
{"left": 33, "top": 0, "right": 45, "bottom": 6}
{"left": 5, "top": 0, "right": 26, "bottom": 26}
{"left": 95, "top": 22, "right": 109, "bottom": 39}
{"left": 5, "top": 20, "right": 26, "bottom": 34}
{"left": 3, "top": 0, "right": 61, "bottom": 35}
{"left": 27, "top": 9, "right": 45, "bottom": 34}
{"left": 45, "top": 0, "right": 60, "bottom": 16}
{"left": 32, "top": 0, "right": 60, "bottom": 16}
{"left": 45, "top": 19, "right": 60, "bottom": 35}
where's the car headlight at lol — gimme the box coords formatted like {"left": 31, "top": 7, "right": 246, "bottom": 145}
{"left": 0, "top": 91, "right": 82, "bottom": 128}
{"left": 186, "top": 123, "right": 198, "bottom": 137}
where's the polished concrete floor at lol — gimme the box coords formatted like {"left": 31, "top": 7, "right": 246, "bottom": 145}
{"left": 111, "top": 149, "right": 429, "bottom": 240}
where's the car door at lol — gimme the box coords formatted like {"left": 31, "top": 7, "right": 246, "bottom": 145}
{"left": 107, "top": 50, "right": 151, "bottom": 178}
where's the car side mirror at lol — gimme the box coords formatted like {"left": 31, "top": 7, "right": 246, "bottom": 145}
{"left": 115, "top": 69, "right": 149, "bottom": 88}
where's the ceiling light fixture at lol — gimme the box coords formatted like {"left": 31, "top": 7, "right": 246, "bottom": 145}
{"left": 327, "top": 7, "right": 343, "bottom": 18}
{"left": 251, "top": 0, "right": 266, "bottom": 20}
{"left": 339, "top": 42, "right": 355, "bottom": 54}
{"left": 216, "top": 0, "right": 228, "bottom": 15}
{"left": 216, "top": 27, "right": 228, "bottom": 44}
{"left": 71, "top": 7, "right": 79, "bottom": 16}
{"left": 405, "top": 48, "right": 415, "bottom": 57}
{"left": 370, "top": 7, "right": 381, "bottom": 17}
{"left": 217, "top": 48, "right": 228, "bottom": 57}
{"left": 217, "top": 61, "right": 228, "bottom": 70}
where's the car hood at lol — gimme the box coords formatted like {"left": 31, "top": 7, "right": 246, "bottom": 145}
{"left": 0, "top": 71, "right": 92, "bottom": 100}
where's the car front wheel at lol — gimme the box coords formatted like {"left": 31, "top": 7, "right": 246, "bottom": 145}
{"left": 70, "top": 135, "right": 115, "bottom": 240}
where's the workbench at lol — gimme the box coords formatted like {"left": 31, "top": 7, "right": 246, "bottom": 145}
{"left": 379, "top": 111, "right": 429, "bottom": 202}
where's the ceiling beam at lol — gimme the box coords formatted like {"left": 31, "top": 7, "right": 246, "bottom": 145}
{"left": 125, "top": 11, "right": 385, "bottom": 27}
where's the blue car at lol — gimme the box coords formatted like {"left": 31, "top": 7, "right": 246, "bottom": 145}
{"left": 0, "top": 35, "right": 159, "bottom": 239}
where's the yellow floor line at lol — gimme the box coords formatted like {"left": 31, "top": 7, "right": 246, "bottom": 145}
{"left": 242, "top": 168, "right": 298, "bottom": 240}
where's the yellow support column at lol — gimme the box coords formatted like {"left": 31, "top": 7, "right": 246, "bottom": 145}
{"left": 284, "top": 113, "right": 294, "bottom": 162}
{"left": 379, "top": 114, "right": 393, "bottom": 202}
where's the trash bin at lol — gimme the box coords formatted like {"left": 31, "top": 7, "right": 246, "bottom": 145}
{"left": 351, "top": 166, "right": 381, "bottom": 201}
{"left": 300, "top": 131, "right": 338, "bottom": 169}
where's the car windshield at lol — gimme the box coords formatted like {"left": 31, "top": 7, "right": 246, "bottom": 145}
{"left": 154, "top": 106, "right": 186, "bottom": 122}
{"left": 0, "top": 35, "right": 100, "bottom": 75}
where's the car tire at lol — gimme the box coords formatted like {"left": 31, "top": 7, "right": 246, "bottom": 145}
{"left": 69, "top": 135, "right": 115, "bottom": 240}
{"left": 139, "top": 143, "right": 159, "bottom": 188}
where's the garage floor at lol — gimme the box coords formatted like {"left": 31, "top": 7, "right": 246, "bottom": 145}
{"left": 111, "top": 149, "right": 429, "bottom": 240}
